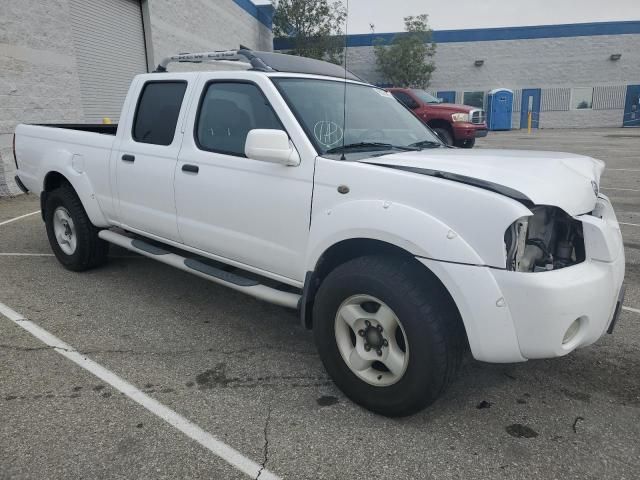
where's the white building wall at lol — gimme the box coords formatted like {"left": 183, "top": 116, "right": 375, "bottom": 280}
{"left": 345, "top": 33, "right": 640, "bottom": 130}
{"left": 0, "top": 0, "right": 273, "bottom": 196}
{"left": 145, "top": 0, "right": 273, "bottom": 70}
{"left": 0, "top": 0, "right": 85, "bottom": 196}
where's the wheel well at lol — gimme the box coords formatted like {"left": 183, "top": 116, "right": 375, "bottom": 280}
{"left": 43, "top": 171, "right": 70, "bottom": 192}
{"left": 427, "top": 119, "right": 453, "bottom": 134}
{"left": 41, "top": 172, "right": 72, "bottom": 220}
{"left": 301, "top": 238, "right": 465, "bottom": 344}
{"left": 313, "top": 239, "right": 413, "bottom": 289}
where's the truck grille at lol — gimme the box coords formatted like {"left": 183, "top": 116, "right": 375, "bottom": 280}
{"left": 470, "top": 109, "right": 486, "bottom": 125}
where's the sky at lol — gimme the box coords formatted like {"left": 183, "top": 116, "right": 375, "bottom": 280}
{"left": 253, "top": 0, "right": 640, "bottom": 34}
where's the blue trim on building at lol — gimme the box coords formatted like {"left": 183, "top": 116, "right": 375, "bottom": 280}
{"left": 233, "top": 0, "right": 274, "bottom": 30}
{"left": 274, "top": 20, "right": 640, "bottom": 50}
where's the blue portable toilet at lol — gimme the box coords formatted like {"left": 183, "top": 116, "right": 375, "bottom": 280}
{"left": 486, "top": 89, "right": 514, "bottom": 130}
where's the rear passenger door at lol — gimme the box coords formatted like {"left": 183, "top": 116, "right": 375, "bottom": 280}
{"left": 115, "top": 76, "right": 193, "bottom": 241}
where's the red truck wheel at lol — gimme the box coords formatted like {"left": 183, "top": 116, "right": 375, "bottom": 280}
{"left": 456, "top": 138, "right": 476, "bottom": 149}
{"left": 433, "top": 128, "right": 453, "bottom": 146}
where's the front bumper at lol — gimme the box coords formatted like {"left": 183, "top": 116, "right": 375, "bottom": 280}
{"left": 492, "top": 249, "right": 624, "bottom": 359}
{"left": 452, "top": 122, "right": 488, "bottom": 140}
{"left": 419, "top": 196, "right": 625, "bottom": 363}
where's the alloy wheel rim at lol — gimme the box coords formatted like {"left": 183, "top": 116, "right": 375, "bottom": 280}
{"left": 52, "top": 207, "right": 77, "bottom": 255}
{"left": 334, "top": 294, "right": 409, "bottom": 386}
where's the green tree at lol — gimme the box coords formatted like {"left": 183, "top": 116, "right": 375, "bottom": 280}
{"left": 272, "top": 0, "right": 347, "bottom": 64}
{"left": 374, "top": 15, "right": 436, "bottom": 88}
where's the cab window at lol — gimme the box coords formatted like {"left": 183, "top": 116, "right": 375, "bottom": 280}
{"left": 133, "top": 81, "right": 187, "bottom": 145}
{"left": 196, "top": 82, "right": 282, "bottom": 157}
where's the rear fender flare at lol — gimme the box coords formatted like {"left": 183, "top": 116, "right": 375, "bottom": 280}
{"left": 42, "top": 166, "right": 109, "bottom": 227}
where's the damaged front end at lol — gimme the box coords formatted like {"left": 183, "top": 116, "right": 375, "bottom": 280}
{"left": 504, "top": 206, "right": 586, "bottom": 272}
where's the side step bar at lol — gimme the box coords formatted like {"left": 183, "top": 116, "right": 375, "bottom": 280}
{"left": 98, "top": 230, "right": 301, "bottom": 309}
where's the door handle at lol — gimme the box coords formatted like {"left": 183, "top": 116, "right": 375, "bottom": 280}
{"left": 182, "top": 164, "right": 199, "bottom": 174}
{"left": 121, "top": 154, "right": 135, "bottom": 162}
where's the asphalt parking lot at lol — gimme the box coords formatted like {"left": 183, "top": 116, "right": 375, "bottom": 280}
{"left": 1, "top": 128, "right": 639, "bottom": 479}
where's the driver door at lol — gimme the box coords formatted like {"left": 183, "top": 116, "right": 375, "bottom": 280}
{"left": 174, "top": 75, "right": 314, "bottom": 282}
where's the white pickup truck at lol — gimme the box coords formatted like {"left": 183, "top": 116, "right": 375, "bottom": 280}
{"left": 14, "top": 50, "right": 625, "bottom": 416}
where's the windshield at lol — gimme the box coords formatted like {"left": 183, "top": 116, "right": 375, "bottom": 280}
{"left": 412, "top": 89, "right": 442, "bottom": 104}
{"left": 272, "top": 78, "right": 442, "bottom": 156}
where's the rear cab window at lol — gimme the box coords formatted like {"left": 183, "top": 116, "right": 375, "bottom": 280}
{"left": 133, "top": 81, "right": 187, "bottom": 146}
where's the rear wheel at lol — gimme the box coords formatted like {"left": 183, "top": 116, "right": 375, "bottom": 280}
{"left": 433, "top": 127, "right": 453, "bottom": 146}
{"left": 44, "top": 184, "right": 109, "bottom": 271}
{"left": 313, "top": 255, "right": 464, "bottom": 416}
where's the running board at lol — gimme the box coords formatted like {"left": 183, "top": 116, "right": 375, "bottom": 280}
{"left": 98, "top": 230, "right": 300, "bottom": 309}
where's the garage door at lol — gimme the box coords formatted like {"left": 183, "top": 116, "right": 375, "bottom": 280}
{"left": 69, "top": 0, "right": 148, "bottom": 122}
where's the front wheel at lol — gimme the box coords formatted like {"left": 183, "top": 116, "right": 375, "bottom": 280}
{"left": 44, "top": 184, "right": 109, "bottom": 271}
{"left": 313, "top": 255, "right": 464, "bottom": 416}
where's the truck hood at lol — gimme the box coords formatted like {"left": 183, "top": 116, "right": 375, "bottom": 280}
{"left": 359, "top": 148, "right": 605, "bottom": 215}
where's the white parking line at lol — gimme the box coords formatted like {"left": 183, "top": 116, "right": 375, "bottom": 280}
{"left": 601, "top": 187, "right": 640, "bottom": 192}
{"left": 620, "top": 222, "right": 640, "bottom": 227}
{"left": 622, "top": 306, "right": 640, "bottom": 315}
{"left": 0, "top": 301, "right": 280, "bottom": 480}
{"left": 0, "top": 210, "right": 40, "bottom": 227}
{"left": 606, "top": 168, "right": 640, "bottom": 172}
{"left": 0, "top": 253, "right": 144, "bottom": 258}
{"left": 0, "top": 253, "right": 54, "bottom": 257}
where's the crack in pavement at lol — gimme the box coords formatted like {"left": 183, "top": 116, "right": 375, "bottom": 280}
{"left": 80, "top": 346, "right": 315, "bottom": 357}
{"left": 256, "top": 404, "right": 272, "bottom": 480}
{"left": 1, "top": 343, "right": 315, "bottom": 357}
{"left": 0, "top": 343, "right": 52, "bottom": 352}
{"left": 3, "top": 377, "right": 330, "bottom": 403}
{"left": 0, "top": 343, "right": 74, "bottom": 353}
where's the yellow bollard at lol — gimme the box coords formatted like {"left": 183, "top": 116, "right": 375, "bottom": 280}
{"left": 102, "top": 117, "right": 112, "bottom": 125}
{"left": 527, "top": 111, "right": 532, "bottom": 134}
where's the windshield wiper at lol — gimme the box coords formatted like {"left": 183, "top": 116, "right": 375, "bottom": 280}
{"left": 326, "top": 142, "right": 420, "bottom": 154}
{"left": 408, "top": 140, "right": 443, "bottom": 149}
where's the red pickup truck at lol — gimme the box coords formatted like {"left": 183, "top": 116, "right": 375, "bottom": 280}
{"left": 387, "top": 88, "right": 487, "bottom": 148}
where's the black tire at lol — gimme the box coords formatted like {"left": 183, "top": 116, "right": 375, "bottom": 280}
{"left": 312, "top": 255, "right": 464, "bottom": 417}
{"left": 44, "top": 184, "right": 109, "bottom": 271}
{"left": 456, "top": 138, "right": 476, "bottom": 149}
{"left": 433, "top": 127, "right": 454, "bottom": 146}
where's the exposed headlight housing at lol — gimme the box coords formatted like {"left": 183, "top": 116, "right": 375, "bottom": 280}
{"left": 451, "top": 112, "right": 470, "bottom": 123}
{"left": 504, "top": 206, "right": 585, "bottom": 272}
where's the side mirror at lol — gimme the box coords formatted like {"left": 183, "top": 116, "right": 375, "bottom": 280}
{"left": 245, "top": 129, "right": 300, "bottom": 166}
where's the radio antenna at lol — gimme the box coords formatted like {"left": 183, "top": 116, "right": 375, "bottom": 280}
{"left": 340, "top": 0, "right": 349, "bottom": 161}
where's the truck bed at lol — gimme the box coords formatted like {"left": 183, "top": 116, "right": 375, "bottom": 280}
{"left": 36, "top": 124, "right": 118, "bottom": 135}
{"left": 14, "top": 123, "right": 117, "bottom": 197}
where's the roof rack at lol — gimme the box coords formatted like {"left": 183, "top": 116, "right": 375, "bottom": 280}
{"left": 154, "top": 49, "right": 272, "bottom": 73}
{"left": 154, "top": 49, "right": 362, "bottom": 81}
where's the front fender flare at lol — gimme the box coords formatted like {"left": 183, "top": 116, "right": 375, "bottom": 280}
{"left": 305, "top": 199, "right": 486, "bottom": 272}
